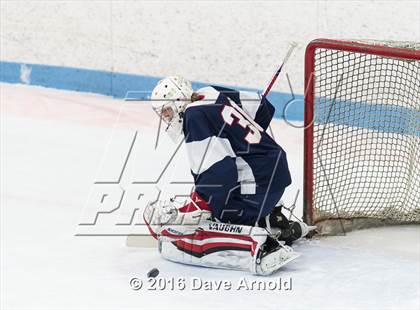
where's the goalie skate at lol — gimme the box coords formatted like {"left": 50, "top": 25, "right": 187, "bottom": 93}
{"left": 255, "top": 237, "right": 300, "bottom": 275}
{"left": 259, "top": 202, "right": 317, "bottom": 245}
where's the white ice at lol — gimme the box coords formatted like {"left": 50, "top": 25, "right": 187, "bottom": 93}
{"left": 1, "top": 83, "right": 419, "bottom": 310}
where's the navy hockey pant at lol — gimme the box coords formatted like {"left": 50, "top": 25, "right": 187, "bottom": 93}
{"left": 215, "top": 187, "right": 285, "bottom": 226}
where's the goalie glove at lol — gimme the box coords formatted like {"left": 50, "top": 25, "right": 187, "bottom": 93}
{"left": 143, "top": 192, "right": 212, "bottom": 239}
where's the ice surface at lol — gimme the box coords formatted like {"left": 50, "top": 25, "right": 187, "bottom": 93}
{"left": 1, "top": 84, "right": 419, "bottom": 309}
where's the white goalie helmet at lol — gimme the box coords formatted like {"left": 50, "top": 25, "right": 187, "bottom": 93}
{"left": 151, "top": 76, "right": 193, "bottom": 142}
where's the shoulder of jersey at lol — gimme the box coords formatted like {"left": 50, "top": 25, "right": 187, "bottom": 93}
{"left": 185, "top": 86, "right": 221, "bottom": 111}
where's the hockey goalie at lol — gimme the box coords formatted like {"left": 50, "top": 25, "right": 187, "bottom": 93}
{"left": 144, "top": 76, "right": 313, "bottom": 275}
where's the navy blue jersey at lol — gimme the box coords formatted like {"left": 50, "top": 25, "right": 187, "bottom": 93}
{"left": 182, "top": 86, "right": 291, "bottom": 224}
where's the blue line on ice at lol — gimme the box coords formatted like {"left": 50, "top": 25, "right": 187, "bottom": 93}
{"left": 0, "top": 60, "right": 304, "bottom": 121}
{"left": 1, "top": 61, "right": 419, "bottom": 138}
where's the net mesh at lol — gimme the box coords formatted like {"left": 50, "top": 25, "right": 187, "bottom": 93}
{"left": 310, "top": 41, "right": 420, "bottom": 234}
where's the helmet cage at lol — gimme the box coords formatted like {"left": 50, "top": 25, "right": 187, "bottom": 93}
{"left": 152, "top": 101, "right": 179, "bottom": 125}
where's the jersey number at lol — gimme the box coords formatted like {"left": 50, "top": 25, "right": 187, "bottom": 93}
{"left": 221, "top": 105, "right": 262, "bottom": 144}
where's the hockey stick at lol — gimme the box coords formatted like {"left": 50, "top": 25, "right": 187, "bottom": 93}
{"left": 262, "top": 42, "right": 298, "bottom": 97}
{"left": 126, "top": 235, "right": 157, "bottom": 248}
{"left": 227, "top": 43, "right": 298, "bottom": 135}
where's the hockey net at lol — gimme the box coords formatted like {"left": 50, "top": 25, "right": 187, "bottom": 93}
{"left": 303, "top": 39, "right": 420, "bottom": 235}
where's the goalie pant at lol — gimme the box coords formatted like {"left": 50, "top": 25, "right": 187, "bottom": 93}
{"left": 158, "top": 221, "right": 272, "bottom": 275}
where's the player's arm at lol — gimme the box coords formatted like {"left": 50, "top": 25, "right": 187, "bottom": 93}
{"left": 183, "top": 106, "right": 238, "bottom": 220}
{"left": 239, "top": 90, "right": 275, "bottom": 131}
{"left": 211, "top": 85, "right": 275, "bottom": 131}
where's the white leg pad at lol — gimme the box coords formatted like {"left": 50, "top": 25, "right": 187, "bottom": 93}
{"left": 158, "top": 221, "right": 299, "bottom": 275}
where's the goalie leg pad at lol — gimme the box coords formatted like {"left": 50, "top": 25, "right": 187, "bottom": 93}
{"left": 158, "top": 221, "right": 299, "bottom": 275}
{"left": 159, "top": 221, "right": 266, "bottom": 273}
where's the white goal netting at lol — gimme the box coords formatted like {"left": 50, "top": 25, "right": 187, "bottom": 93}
{"left": 307, "top": 39, "right": 420, "bottom": 234}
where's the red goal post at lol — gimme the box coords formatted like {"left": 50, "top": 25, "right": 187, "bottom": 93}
{"left": 303, "top": 39, "right": 420, "bottom": 234}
